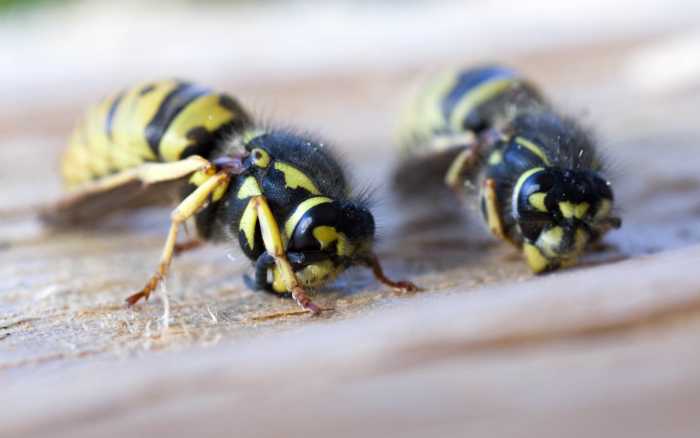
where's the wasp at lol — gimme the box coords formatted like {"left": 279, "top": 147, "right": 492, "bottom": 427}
{"left": 395, "top": 65, "right": 622, "bottom": 273}
{"left": 45, "top": 79, "right": 417, "bottom": 315}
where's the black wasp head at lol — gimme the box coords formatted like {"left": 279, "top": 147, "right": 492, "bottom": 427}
{"left": 513, "top": 167, "right": 621, "bottom": 271}
{"left": 287, "top": 199, "right": 375, "bottom": 261}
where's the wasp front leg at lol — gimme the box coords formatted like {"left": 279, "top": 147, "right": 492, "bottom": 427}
{"left": 126, "top": 171, "right": 232, "bottom": 306}
{"left": 482, "top": 178, "right": 506, "bottom": 241}
{"left": 439, "top": 134, "right": 481, "bottom": 198}
{"left": 481, "top": 177, "right": 518, "bottom": 247}
{"left": 248, "top": 196, "right": 323, "bottom": 315}
{"left": 444, "top": 129, "right": 504, "bottom": 198}
{"left": 243, "top": 252, "right": 277, "bottom": 293}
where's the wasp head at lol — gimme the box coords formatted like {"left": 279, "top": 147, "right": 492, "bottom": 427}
{"left": 281, "top": 198, "right": 375, "bottom": 288}
{"left": 512, "top": 167, "right": 621, "bottom": 273}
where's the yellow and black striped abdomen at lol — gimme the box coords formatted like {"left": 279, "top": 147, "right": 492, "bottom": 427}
{"left": 397, "top": 66, "right": 543, "bottom": 156}
{"left": 61, "top": 80, "right": 250, "bottom": 188}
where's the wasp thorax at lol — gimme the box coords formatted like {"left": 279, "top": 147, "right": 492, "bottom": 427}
{"left": 513, "top": 167, "right": 620, "bottom": 272}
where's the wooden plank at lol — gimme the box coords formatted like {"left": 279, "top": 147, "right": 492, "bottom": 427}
{"left": 2, "top": 3, "right": 700, "bottom": 437}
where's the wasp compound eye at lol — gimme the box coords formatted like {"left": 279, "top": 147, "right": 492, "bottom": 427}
{"left": 287, "top": 199, "right": 339, "bottom": 252}
{"left": 510, "top": 168, "right": 557, "bottom": 241}
{"left": 514, "top": 167, "right": 557, "bottom": 213}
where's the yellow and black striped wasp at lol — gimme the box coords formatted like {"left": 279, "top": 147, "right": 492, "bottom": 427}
{"left": 45, "top": 79, "right": 417, "bottom": 315}
{"left": 395, "top": 65, "right": 622, "bottom": 272}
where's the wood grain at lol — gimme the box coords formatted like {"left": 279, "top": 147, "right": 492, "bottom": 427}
{"left": 1, "top": 2, "right": 700, "bottom": 437}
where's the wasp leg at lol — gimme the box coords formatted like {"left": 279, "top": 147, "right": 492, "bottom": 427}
{"left": 126, "top": 171, "right": 232, "bottom": 307}
{"left": 173, "top": 239, "right": 205, "bottom": 256}
{"left": 250, "top": 196, "right": 322, "bottom": 315}
{"left": 444, "top": 148, "right": 476, "bottom": 195}
{"left": 482, "top": 178, "right": 518, "bottom": 247}
{"left": 244, "top": 252, "right": 277, "bottom": 293}
{"left": 361, "top": 254, "right": 419, "bottom": 293}
{"left": 245, "top": 252, "right": 334, "bottom": 321}
{"left": 483, "top": 178, "right": 505, "bottom": 241}
{"left": 87, "top": 156, "right": 212, "bottom": 195}
{"left": 244, "top": 251, "right": 330, "bottom": 294}
{"left": 443, "top": 137, "right": 484, "bottom": 199}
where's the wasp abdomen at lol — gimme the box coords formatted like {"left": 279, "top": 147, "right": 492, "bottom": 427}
{"left": 397, "top": 65, "right": 544, "bottom": 156}
{"left": 61, "top": 80, "right": 251, "bottom": 188}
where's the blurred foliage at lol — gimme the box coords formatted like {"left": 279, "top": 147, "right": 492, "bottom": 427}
{"left": 0, "top": 0, "right": 84, "bottom": 15}
{"left": 0, "top": 0, "right": 53, "bottom": 12}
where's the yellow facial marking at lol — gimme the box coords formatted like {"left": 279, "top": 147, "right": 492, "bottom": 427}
{"left": 559, "top": 201, "right": 590, "bottom": 219}
{"left": 270, "top": 259, "right": 340, "bottom": 290}
{"left": 312, "top": 226, "right": 338, "bottom": 250}
{"left": 488, "top": 150, "right": 503, "bottom": 166}
{"left": 515, "top": 137, "right": 550, "bottom": 165}
{"left": 450, "top": 79, "right": 514, "bottom": 131}
{"left": 296, "top": 260, "right": 339, "bottom": 287}
{"left": 537, "top": 226, "right": 564, "bottom": 257}
{"left": 523, "top": 243, "right": 549, "bottom": 273}
{"left": 528, "top": 192, "right": 548, "bottom": 212}
{"left": 575, "top": 202, "right": 590, "bottom": 219}
{"left": 274, "top": 162, "right": 320, "bottom": 194}
{"left": 237, "top": 176, "right": 262, "bottom": 199}
{"left": 251, "top": 148, "right": 270, "bottom": 168}
{"left": 284, "top": 196, "right": 333, "bottom": 238}
{"left": 559, "top": 201, "right": 575, "bottom": 219}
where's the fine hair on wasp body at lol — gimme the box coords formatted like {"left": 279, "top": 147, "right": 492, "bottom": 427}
{"left": 46, "top": 79, "right": 417, "bottom": 316}
{"left": 394, "top": 65, "right": 622, "bottom": 273}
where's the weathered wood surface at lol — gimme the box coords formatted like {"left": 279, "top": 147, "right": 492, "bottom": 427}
{"left": 1, "top": 2, "right": 700, "bottom": 437}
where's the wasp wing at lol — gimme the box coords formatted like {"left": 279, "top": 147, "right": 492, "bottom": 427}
{"left": 40, "top": 156, "right": 209, "bottom": 227}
